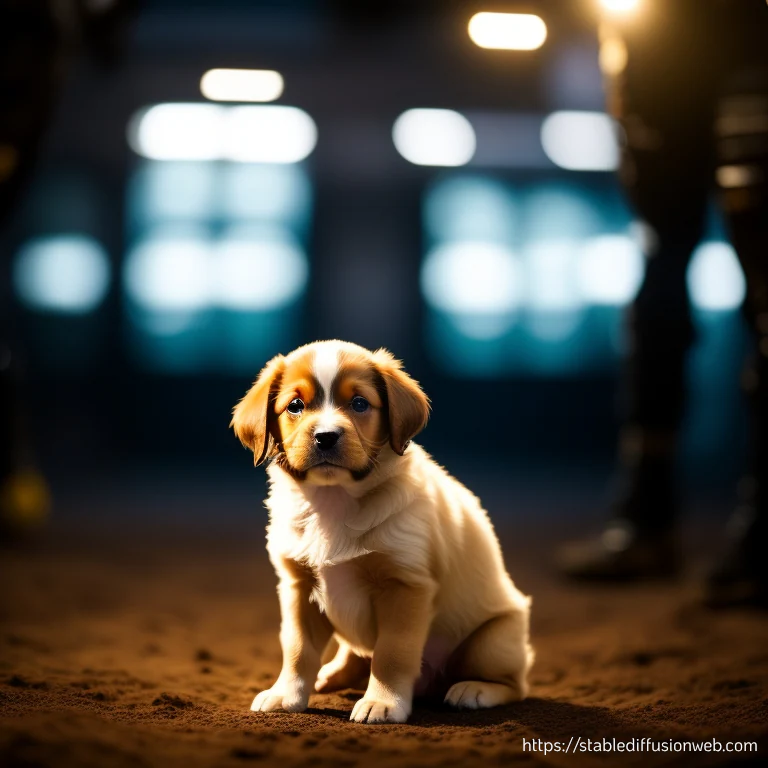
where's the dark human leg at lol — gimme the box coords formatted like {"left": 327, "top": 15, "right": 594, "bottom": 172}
{"left": 708, "top": 46, "right": 768, "bottom": 606}
{"left": 558, "top": 7, "right": 715, "bottom": 580}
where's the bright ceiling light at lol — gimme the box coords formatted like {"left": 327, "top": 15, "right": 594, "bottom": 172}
{"left": 600, "top": 0, "right": 640, "bottom": 13}
{"left": 468, "top": 12, "right": 547, "bottom": 51}
{"left": 128, "top": 103, "right": 317, "bottom": 164}
{"left": 129, "top": 104, "right": 223, "bottom": 161}
{"left": 13, "top": 235, "right": 111, "bottom": 313}
{"left": 225, "top": 106, "right": 317, "bottom": 163}
{"left": 200, "top": 69, "right": 283, "bottom": 103}
{"left": 687, "top": 242, "right": 746, "bottom": 311}
{"left": 393, "top": 109, "right": 476, "bottom": 167}
{"left": 541, "top": 111, "right": 619, "bottom": 171}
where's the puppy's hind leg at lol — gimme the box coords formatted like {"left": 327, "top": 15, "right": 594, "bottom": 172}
{"left": 445, "top": 609, "right": 533, "bottom": 710}
{"left": 315, "top": 637, "right": 370, "bottom": 692}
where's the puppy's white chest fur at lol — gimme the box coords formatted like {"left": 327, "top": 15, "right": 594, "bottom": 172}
{"left": 315, "top": 561, "right": 377, "bottom": 653}
{"left": 265, "top": 462, "right": 421, "bottom": 568}
{"left": 264, "top": 468, "right": 424, "bottom": 654}
{"left": 267, "top": 485, "right": 371, "bottom": 568}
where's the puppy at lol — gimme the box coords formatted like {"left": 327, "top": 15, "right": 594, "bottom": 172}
{"left": 232, "top": 340, "right": 533, "bottom": 724}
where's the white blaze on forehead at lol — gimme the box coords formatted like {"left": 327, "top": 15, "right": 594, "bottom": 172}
{"left": 313, "top": 342, "right": 342, "bottom": 405}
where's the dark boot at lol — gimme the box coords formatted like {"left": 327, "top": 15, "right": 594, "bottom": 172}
{"left": 705, "top": 347, "right": 768, "bottom": 608}
{"left": 706, "top": 490, "right": 768, "bottom": 608}
{"left": 556, "top": 428, "right": 681, "bottom": 581}
{"left": 708, "top": 61, "right": 768, "bottom": 607}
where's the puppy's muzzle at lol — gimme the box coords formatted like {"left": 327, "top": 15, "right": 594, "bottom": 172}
{"left": 314, "top": 429, "right": 341, "bottom": 451}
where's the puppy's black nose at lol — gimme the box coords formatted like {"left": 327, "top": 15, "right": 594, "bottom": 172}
{"left": 314, "top": 431, "right": 340, "bottom": 451}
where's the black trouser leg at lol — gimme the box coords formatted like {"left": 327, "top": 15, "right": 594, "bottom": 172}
{"left": 716, "top": 72, "right": 768, "bottom": 546}
{"left": 604, "top": 2, "right": 718, "bottom": 533}
{"left": 600, "top": 3, "right": 720, "bottom": 534}
{"left": 614, "top": 137, "right": 711, "bottom": 532}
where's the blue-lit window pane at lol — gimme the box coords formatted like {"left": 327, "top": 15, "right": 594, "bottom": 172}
{"left": 220, "top": 164, "right": 312, "bottom": 231}
{"left": 14, "top": 235, "right": 111, "bottom": 314}
{"left": 129, "top": 162, "right": 216, "bottom": 227}
{"left": 424, "top": 176, "right": 517, "bottom": 245}
{"left": 687, "top": 242, "right": 746, "bottom": 312}
{"left": 422, "top": 174, "right": 750, "bottom": 379}
{"left": 125, "top": 226, "right": 212, "bottom": 312}
{"left": 124, "top": 162, "right": 312, "bottom": 373}
{"left": 422, "top": 175, "right": 637, "bottom": 376}
{"left": 577, "top": 235, "right": 644, "bottom": 306}
{"left": 422, "top": 241, "right": 523, "bottom": 320}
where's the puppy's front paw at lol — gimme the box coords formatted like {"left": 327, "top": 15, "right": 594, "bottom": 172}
{"left": 251, "top": 684, "right": 308, "bottom": 713}
{"left": 350, "top": 696, "right": 410, "bottom": 724}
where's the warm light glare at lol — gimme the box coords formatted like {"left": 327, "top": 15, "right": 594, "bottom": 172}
{"left": 599, "top": 35, "right": 628, "bottom": 76}
{"left": 468, "top": 12, "right": 547, "bottom": 51}
{"left": 716, "top": 164, "right": 763, "bottom": 189}
{"left": 600, "top": 0, "right": 640, "bottom": 13}
{"left": 392, "top": 109, "right": 476, "bottom": 167}
{"left": 14, "top": 235, "right": 111, "bottom": 313}
{"left": 200, "top": 69, "right": 284, "bottom": 103}
{"left": 128, "top": 103, "right": 317, "bottom": 163}
{"left": 541, "top": 111, "right": 619, "bottom": 171}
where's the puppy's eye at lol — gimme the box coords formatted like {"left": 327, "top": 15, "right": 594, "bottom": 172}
{"left": 350, "top": 396, "right": 370, "bottom": 413}
{"left": 286, "top": 398, "right": 305, "bottom": 415}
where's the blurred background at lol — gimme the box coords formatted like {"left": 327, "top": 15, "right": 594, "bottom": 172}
{"left": 0, "top": 0, "right": 751, "bottom": 533}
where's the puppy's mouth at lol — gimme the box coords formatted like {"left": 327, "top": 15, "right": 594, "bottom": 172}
{"left": 309, "top": 458, "right": 376, "bottom": 482}
{"left": 305, "top": 447, "right": 355, "bottom": 471}
{"left": 275, "top": 452, "right": 375, "bottom": 483}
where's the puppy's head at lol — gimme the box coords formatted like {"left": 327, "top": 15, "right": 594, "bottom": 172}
{"left": 231, "top": 340, "right": 429, "bottom": 485}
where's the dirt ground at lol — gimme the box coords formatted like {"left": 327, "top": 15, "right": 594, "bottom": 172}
{"left": 2, "top": 521, "right": 767, "bottom": 768}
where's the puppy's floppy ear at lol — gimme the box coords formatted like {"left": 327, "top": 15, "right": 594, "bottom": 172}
{"left": 373, "top": 348, "right": 430, "bottom": 455}
{"left": 231, "top": 354, "right": 285, "bottom": 465}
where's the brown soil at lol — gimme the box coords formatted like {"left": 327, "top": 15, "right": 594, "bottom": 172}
{"left": 2, "top": 525, "right": 767, "bottom": 767}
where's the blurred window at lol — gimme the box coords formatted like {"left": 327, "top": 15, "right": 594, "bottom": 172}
{"left": 421, "top": 174, "right": 746, "bottom": 378}
{"left": 125, "top": 160, "right": 312, "bottom": 373}
{"left": 14, "top": 234, "right": 111, "bottom": 314}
